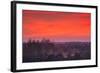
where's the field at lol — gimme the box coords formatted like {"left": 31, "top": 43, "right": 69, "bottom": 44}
{"left": 23, "top": 39, "right": 91, "bottom": 63}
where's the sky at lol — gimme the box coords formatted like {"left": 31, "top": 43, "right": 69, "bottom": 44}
{"left": 22, "top": 10, "right": 91, "bottom": 42}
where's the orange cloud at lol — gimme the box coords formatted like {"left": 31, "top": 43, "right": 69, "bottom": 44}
{"left": 22, "top": 10, "right": 91, "bottom": 42}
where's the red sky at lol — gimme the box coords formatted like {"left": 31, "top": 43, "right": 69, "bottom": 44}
{"left": 22, "top": 10, "right": 91, "bottom": 42}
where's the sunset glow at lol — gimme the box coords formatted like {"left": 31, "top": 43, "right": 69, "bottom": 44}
{"left": 22, "top": 10, "right": 91, "bottom": 42}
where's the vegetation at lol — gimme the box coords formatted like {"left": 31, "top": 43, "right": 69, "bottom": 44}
{"left": 23, "top": 39, "right": 91, "bottom": 63}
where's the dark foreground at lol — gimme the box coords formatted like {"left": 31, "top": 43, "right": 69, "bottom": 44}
{"left": 23, "top": 40, "right": 91, "bottom": 63}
